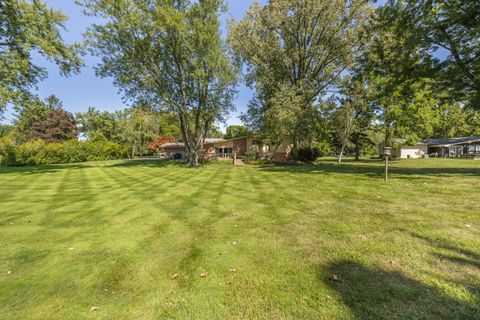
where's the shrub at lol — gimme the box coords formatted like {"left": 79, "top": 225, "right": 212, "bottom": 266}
{"left": 0, "top": 140, "right": 130, "bottom": 166}
{"left": 16, "top": 140, "right": 48, "bottom": 165}
{"left": 296, "top": 146, "right": 321, "bottom": 163}
{"left": 313, "top": 141, "right": 332, "bottom": 157}
{"left": 84, "top": 141, "right": 129, "bottom": 161}
{"left": 0, "top": 137, "right": 17, "bottom": 166}
{"left": 244, "top": 151, "right": 257, "bottom": 163}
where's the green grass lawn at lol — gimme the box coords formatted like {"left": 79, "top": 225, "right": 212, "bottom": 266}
{"left": 0, "top": 158, "right": 479, "bottom": 319}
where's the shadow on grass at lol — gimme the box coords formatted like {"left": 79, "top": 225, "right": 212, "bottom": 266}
{"left": 258, "top": 159, "right": 480, "bottom": 179}
{"left": 0, "top": 163, "right": 95, "bottom": 175}
{"left": 324, "top": 260, "right": 479, "bottom": 320}
{"left": 406, "top": 231, "right": 480, "bottom": 264}
{"left": 0, "top": 159, "right": 184, "bottom": 175}
{"left": 406, "top": 231, "right": 480, "bottom": 295}
{"left": 104, "top": 159, "right": 185, "bottom": 169}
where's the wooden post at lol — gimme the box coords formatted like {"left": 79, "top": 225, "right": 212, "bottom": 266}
{"left": 384, "top": 154, "right": 389, "bottom": 182}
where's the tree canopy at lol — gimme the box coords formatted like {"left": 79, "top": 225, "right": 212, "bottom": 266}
{"left": 78, "top": 0, "right": 238, "bottom": 166}
{"left": 28, "top": 108, "right": 78, "bottom": 143}
{"left": 0, "top": 0, "right": 82, "bottom": 113}
{"left": 397, "top": 0, "right": 480, "bottom": 109}
{"left": 229, "top": 0, "right": 373, "bottom": 151}
{"left": 224, "top": 125, "right": 250, "bottom": 140}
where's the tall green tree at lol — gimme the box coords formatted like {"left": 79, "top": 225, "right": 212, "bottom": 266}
{"left": 0, "top": 0, "right": 82, "bottom": 113}
{"left": 78, "top": 0, "right": 238, "bottom": 166}
{"left": 433, "top": 103, "right": 480, "bottom": 138}
{"left": 331, "top": 76, "right": 375, "bottom": 162}
{"left": 229, "top": 0, "right": 373, "bottom": 152}
{"left": 361, "top": 2, "right": 439, "bottom": 146}
{"left": 76, "top": 107, "right": 123, "bottom": 142}
{"left": 157, "top": 112, "right": 181, "bottom": 138}
{"left": 224, "top": 125, "right": 250, "bottom": 140}
{"left": 77, "top": 107, "right": 181, "bottom": 143}
{"left": 120, "top": 107, "right": 161, "bottom": 157}
{"left": 0, "top": 124, "right": 13, "bottom": 138}
{"left": 397, "top": 0, "right": 480, "bottom": 108}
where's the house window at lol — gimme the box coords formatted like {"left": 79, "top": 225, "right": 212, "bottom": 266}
{"left": 467, "top": 145, "right": 480, "bottom": 154}
{"left": 449, "top": 146, "right": 462, "bottom": 157}
{"left": 215, "top": 148, "right": 233, "bottom": 156}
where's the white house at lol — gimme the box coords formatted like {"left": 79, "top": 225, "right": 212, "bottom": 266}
{"left": 379, "top": 139, "right": 428, "bottom": 159}
{"left": 379, "top": 136, "right": 480, "bottom": 159}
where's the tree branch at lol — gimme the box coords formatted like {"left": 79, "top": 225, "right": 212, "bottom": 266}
{"left": 437, "top": 25, "right": 480, "bottom": 90}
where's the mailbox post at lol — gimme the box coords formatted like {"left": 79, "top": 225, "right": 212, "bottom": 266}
{"left": 383, "top": 147, "right": 392, "bottom": 182}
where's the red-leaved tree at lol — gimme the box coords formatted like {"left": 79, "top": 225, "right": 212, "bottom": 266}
{"left": 148, "top": 135, "right": 177, "bottom": 153}
{"left": 28, "top": 109, "right": 78, "bottom": 143}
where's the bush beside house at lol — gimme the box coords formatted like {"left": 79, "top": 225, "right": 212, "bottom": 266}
{"left": 243, "top": 151, "right": 257, "bottom": 164}
{"left": 297, "top": 146, "right": 321, "bottom": 163}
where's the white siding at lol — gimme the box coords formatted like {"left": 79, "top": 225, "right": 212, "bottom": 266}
{"left": 399, "top": 144, "right": 427, "bottom": 159}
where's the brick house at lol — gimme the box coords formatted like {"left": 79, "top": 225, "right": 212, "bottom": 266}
{"left": 160, "top": 136, "right": 292, "bottom": 162}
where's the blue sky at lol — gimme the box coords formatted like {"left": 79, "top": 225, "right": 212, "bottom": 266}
{"left": 4, "top": 1, "right": 392, "bottom": 129}
{"left": 2, "top": 0, "right": 268, "bottom": 129}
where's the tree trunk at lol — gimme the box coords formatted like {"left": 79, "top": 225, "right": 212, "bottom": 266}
{"left": 188, "top": 148, "right": 200, "bottom": 167}
{"left": 338, "top": 144, "right": 346, "bottom": 163}
{"left": 291, "top": 136, "right": 299, "bottom": 160}
{"left": 337, "top": 105, "right": 354, "bottom": 164}
{"left": 269, "top": 142, "right": 281, "bottom": 161}
{"left": 185, "top": 136, "right": 204, "bottom": 167}
{"left": 355, "top": 140, "right": 360, "bottom": 161}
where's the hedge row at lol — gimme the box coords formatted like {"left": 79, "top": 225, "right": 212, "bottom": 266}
{"left": 0, "top": 139, "right": 130, "bottom": 166}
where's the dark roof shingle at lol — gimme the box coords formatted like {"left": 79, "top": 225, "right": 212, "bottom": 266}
{"left": 421, "top": 136, "right": 480, "bottom": 147}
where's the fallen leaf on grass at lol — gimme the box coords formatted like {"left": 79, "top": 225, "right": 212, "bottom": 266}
{"left": 90, "top": 306, "right": 99, "bottom": 312}
{"left": 465, "top": 224, "right": 471, "bottom": 228}
{"left": 229, "top": 268, "right": 236, "bottom": 273}
{"left": 200, "top": 272, "right": 208, "bottom": 278}
{"left": 231, "top": 240, "right": 240, "bottom": 246}
{"left": 7, "top": 270, "right": 12, "bottom": 275}
{"left": 171, "top": 273, "right": 179, "bottom": 280}
{"left": 331, "top": 274, "right": 340, "bottom": 282}
{"left": 68, "top": 247, "right": 74, "bottom": 251}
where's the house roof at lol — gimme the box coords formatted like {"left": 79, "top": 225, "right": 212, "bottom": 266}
{"left": 204, "top": 135, "right": 257, "bottom": 145}
{"left": 421, "top": 136, "right": 480, "bottom": 147}
{"left": 204, "top": 138, "right": 225, "bottom": 144}
{"left": 160, "top": 142, "right": 185, "bottom": 149}
{"left": 391, "top": 138, "right": 427, "bottom": 146}
{"left": 160, "top": 136, "right": 260, "bottom": 149}
{"left": 160, "top": 138, "right": 227, "bottom": 149}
